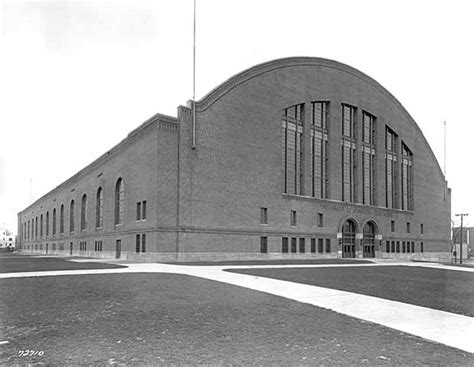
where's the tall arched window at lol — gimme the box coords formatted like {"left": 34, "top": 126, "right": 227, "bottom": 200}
{"left": 81, "top": 194, "right": 87, "bottom": 230}
{"left": 96, "top": 187, "right": 103, "bottom": 228}
{"left": 70, "top": 200, "right": 75, "bottom": 233}
{"left": 53, "top": 208, "right": 57, "bottom": 235}
{"left": 115, "top": 178, "right": 124, "bottom": 225}
{"left": 35, "top": 216, "right": 38, "bottom": 238}
{"left": 46, "top": 211, "right": 49, "bottom": 236}
{"left": 40, "top": 214, "right": 43, "bottom": 237}
{"left": 60, "top": 204, "right": 64, "bottom": 234}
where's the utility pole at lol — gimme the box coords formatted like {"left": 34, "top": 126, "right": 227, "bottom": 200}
{"left": 455, "top": 213, "right": 469, "bottom": 264}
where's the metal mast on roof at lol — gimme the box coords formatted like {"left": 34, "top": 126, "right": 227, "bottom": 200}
{"left": 192, "top": 0, "right": 197, "bottom": 149}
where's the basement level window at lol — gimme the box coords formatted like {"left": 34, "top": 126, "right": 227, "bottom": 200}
{"left": 260, "top": 237, "right": 268, "bottom": 253}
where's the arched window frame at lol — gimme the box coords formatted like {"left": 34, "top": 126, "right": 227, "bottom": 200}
{"left": 96, "top": 187, "right": 104, "bottom": 229}
{"left": 53, "top": 208, "right": 57, "bottom": 235}
{"left": 46, "top": 211, "right": 49, "bottom": 236}
{"left": 60, "top": 204, "right": 64, "bottom": 234}
{"left": 114, "top": 178, "right": 124, "bottom": 226}
{"left": 81, "top": 194, "right": 87, "bottom": 231}
{"left": 70, "top": 200, "right": 75, "bottom": 233}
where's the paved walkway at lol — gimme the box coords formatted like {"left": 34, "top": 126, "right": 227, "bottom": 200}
{"left": 1, "top": 262, "right": 473, "bottom": 354}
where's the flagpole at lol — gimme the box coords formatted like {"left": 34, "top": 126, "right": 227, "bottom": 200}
{"left": 192, "top": 0, "right": 197, "bottom": 149}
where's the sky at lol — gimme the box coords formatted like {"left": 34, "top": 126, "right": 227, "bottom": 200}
{"left": 0, "top": 0, "right": 473, "bottom": 235}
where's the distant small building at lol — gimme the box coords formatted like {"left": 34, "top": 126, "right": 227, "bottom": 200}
{"left": 452, "top": 227, "right": 473, "bottom": 259}
{"left": 0, "top": 228, "right": 15, "bottom": 250}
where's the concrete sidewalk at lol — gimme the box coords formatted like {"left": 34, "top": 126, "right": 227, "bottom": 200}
{"left": 1, "top": 262, "right": 473, "bottom": 354}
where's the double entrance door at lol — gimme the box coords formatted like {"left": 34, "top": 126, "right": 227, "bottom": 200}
{"left": 342, "top": 220, "right": 356, "bottom": 258}
{"left": 362, "top": 221, "right": 376, "bottom": 258}
{"left": 341, "top": 220, "right": 377, "bottom": 258}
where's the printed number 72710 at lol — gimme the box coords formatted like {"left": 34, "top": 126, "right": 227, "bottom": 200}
{"left": 18, "top": 350, "right": 44, "bottom": 357}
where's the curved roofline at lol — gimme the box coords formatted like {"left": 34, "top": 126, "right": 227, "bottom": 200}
{"left": 196, "top": 56, "right": 446, "bottom": 181}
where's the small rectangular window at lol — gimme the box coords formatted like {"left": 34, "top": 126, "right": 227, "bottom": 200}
{"left": 282, "top": 237, "right": 289, "bottom": 253}
{"left": 136, "top": 234, "right": 140, "bottom": 253}
{"left": 290, "top": 210, "right": 297, "bottom": 226}
{"left": 391, "top": 220, "right": 395, "bottom": 232}
{"left": 291, "top": 237, "right": 297, "bottom": 253}
{"left": 311, "top": 238, "right": 316, "bottom": 253}
{"left": 260, "top": 236, "right": 268, "bottom": 253}
{"left": 136, "top": 202, "right": 141, "bottom": 221}
{"left": 142, "top": 201, "right": 147, "bottom": 220}
{"left": 407, "top": 222, "right": 411, "bottom": 233}
{"left": 325, "top": 239, "right": 331, "bottom": 253}
{"left": 299, "top": 238, "right": 305, "bottom": 253}
{"left": 142, "top": 234, "right": 146, "bottom": 253}
{"left": 260, "top": 208, "right": 268, "bottom": 224}
{"left": 317, "top": 213, "right": 324, "bottom": 228}
{"left": 318, "top": 238, "right": 324, "bottom": 253}
{"left": 420, "top": 223, "right": 424, "bottom": 235}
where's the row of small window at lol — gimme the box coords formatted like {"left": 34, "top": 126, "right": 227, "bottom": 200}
{"left": 260, "top": 236, "right": 331, "bottom": 254}
{"left": 260, "top": 208, "right": 324, "bottom": 227}
{"left": 21, "top": 179, "right": 148, "bottom": 240}
{"left": 385, "top": 240, "right": 423, "bottom": 253}
{"left": 261, "top": 208, "right": 424, "bottom": 235}
{"left": 23, "top": 243, "right": 64, "bottom": 251}
{"left": 391, "top": 221, "right": 424, "bottom": 234}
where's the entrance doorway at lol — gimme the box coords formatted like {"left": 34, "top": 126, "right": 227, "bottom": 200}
{"left": 342, "top": 219, "right": 356, "bottom": 258}
{"left": 116, "top": 239, "right": 121, "bottom": 259}
{"left": 362, "top": 222, "right": 376, "bottom": 258}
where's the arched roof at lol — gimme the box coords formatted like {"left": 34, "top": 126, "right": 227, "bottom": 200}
{"left": 196, "top": 57, "right": 445, "bottom": 180}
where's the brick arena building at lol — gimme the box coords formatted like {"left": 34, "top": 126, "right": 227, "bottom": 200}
{"left": 17, "top": 57, "right": 451, "bottom": 261}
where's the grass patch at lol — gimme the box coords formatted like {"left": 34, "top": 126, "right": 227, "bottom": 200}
{"left": 0, "top": 254, "right": 126, "bottom": 273}
{"left": 227, "top": 266, "right": 474, "bottom": 317}
{"left": 163, "top": 259, "right": 373, "bottom": 266}
{"left": 0, "top": 273, "right": 472, "bottom": 365}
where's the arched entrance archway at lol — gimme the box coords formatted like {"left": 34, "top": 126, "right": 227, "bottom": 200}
{"left": 342, "top": 219, "right": 356, "bottom": 258}
{"left": 362, "top": 221, "right": 376, "bottom": 258}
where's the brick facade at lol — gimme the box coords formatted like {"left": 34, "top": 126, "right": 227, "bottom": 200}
{"left": 18, "top": 57, "right": 451, "bottom": 261}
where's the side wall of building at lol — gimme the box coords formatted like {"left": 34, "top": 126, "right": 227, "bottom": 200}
{"left": 18, "top": 115, "right": 180, "bottom": 260}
